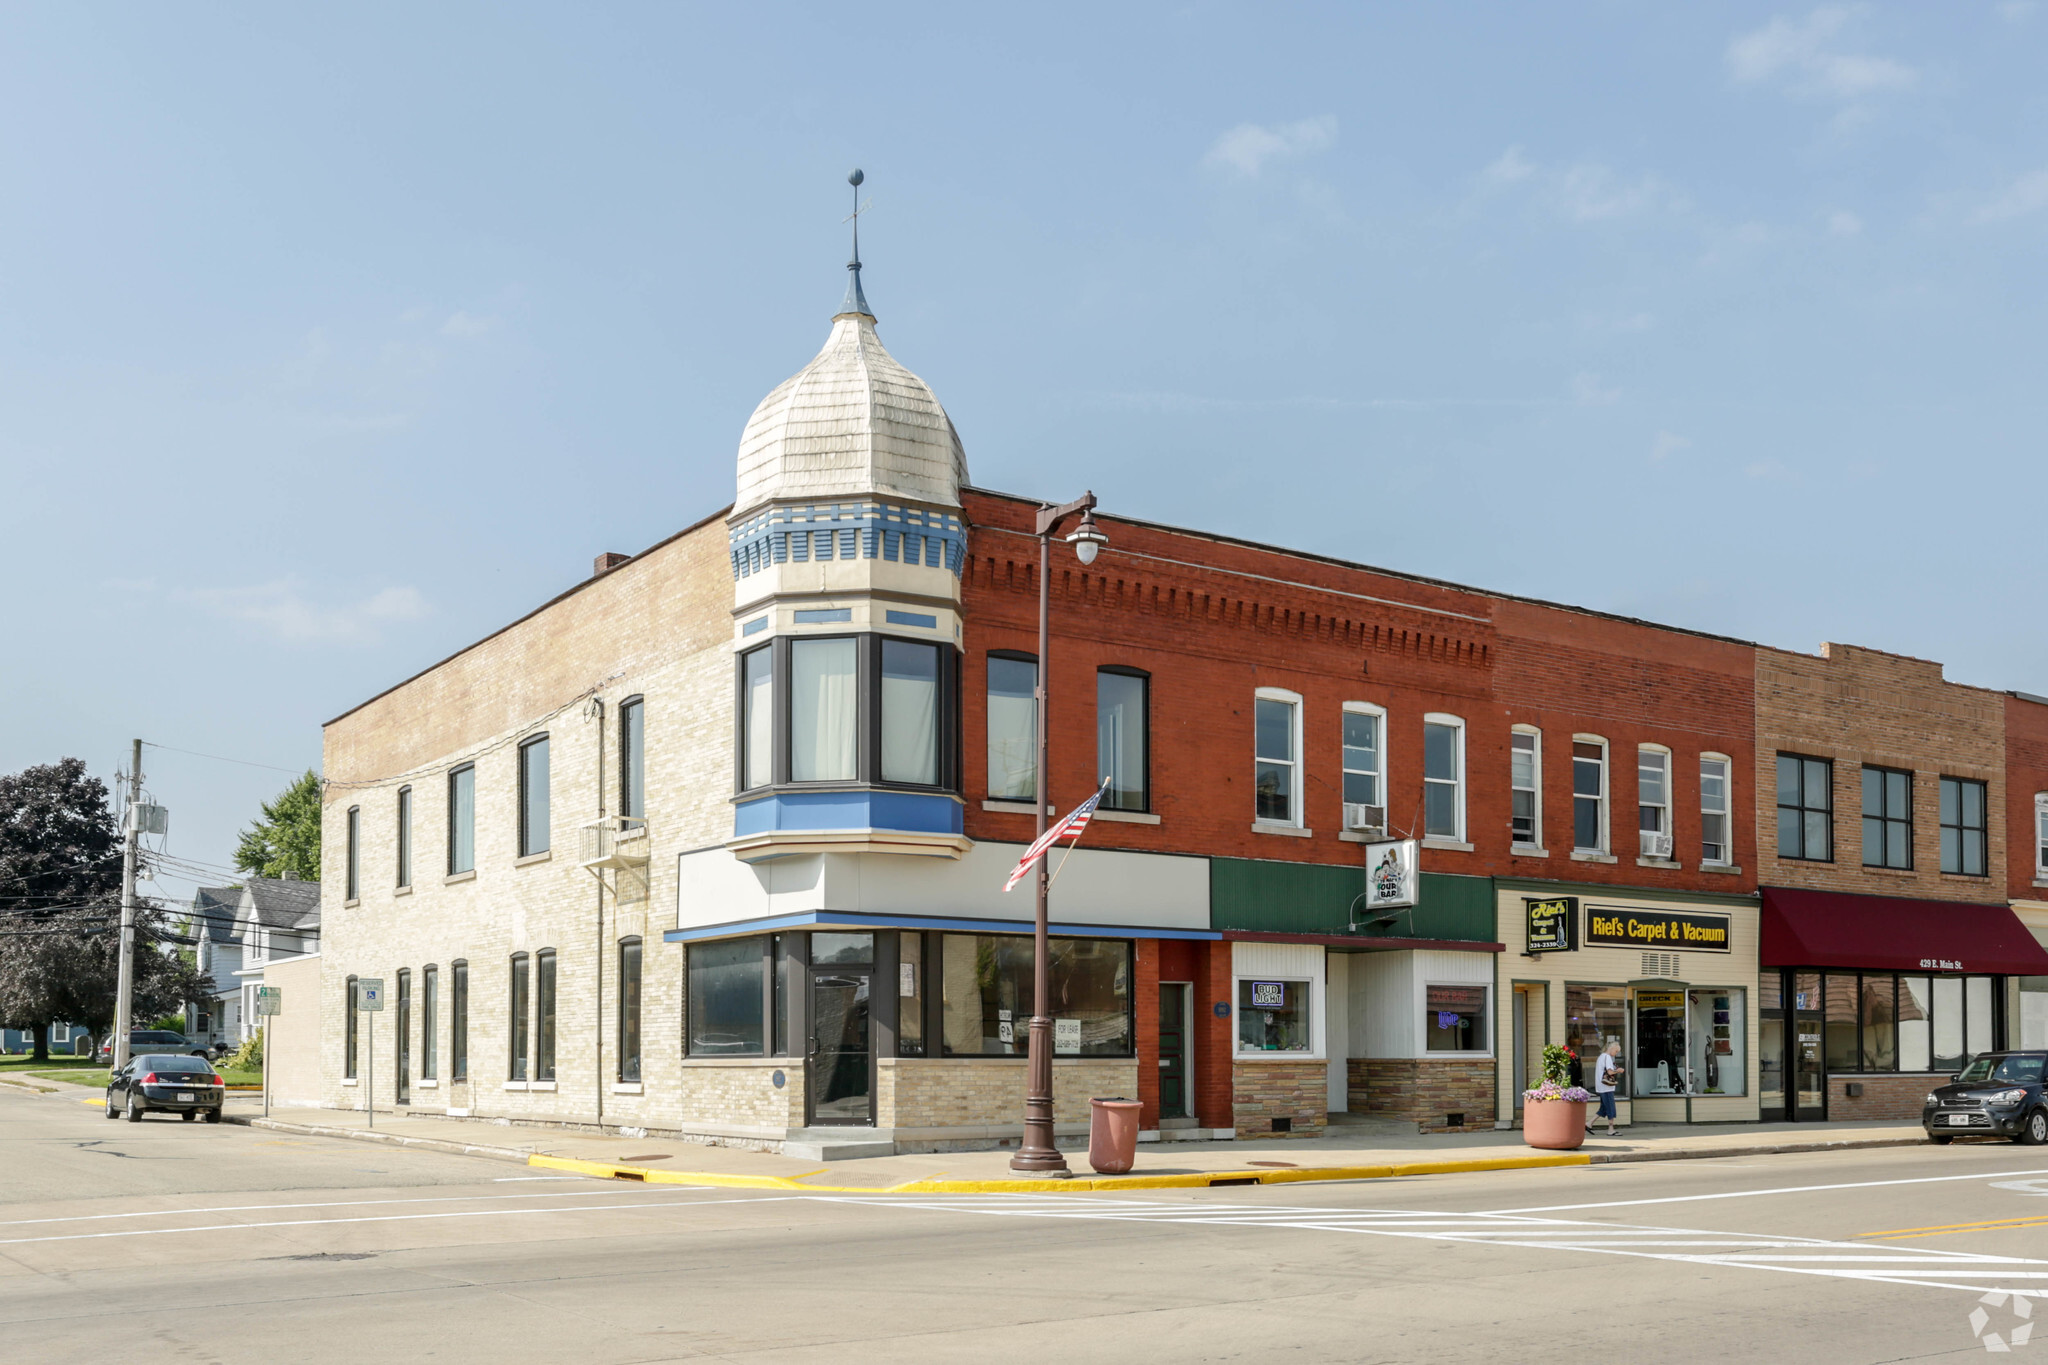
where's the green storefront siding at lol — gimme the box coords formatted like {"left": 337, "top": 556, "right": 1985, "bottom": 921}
{"left": 1209, "top": 858, "right": 1496, "bottom": 942}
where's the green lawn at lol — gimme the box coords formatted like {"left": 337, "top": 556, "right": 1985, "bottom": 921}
{"left": 0, "top": 1056, "right": 100, "bottom": 1073}
{"left": 1, "top": 1060, "right": 262, "bottom": 1087}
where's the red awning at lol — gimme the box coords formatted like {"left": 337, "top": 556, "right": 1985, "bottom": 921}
{"left": 1760, "top": 887, "right": 2048, "bottom": 975}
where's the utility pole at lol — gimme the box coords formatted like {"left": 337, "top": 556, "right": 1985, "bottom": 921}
{"left": 112, "top": 738, "right": 142, "bottom": 1074}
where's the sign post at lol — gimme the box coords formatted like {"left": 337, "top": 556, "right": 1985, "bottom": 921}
{"left": 356, "top": 978, "right": 384, "bottom": 1129}
{"left": 255, "top": 986, "right": 282, "bottom": 1118}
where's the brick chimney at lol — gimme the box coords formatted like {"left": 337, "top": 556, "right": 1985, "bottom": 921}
{"left": 593, "top": 552, "right": 632, "bottom": 576}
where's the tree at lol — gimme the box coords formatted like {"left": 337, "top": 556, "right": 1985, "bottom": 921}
{"left": 234, "top": 770, "right": 322, "bottom": 882}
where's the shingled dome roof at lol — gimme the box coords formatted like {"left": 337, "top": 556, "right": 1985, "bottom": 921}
{"left": 734, "top": 312, "right": 969, "bottom": 519}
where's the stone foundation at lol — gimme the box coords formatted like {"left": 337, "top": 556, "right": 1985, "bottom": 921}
{"left": 1232, "top": 1060, "right": 1328, "bottom": 1139}
{"left": 1830, "top": 1072, "right": 1946, "bottom": 1121}
{"left": 1357, "top": 1057, "right": 1495, "bottom": 1133}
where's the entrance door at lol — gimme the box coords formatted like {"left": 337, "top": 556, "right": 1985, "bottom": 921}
{"left": 1159, "top": 983, "right": 1190, "bottom": 1119}
{"left": 1793, "top": 971, "right": 1826, "bottom": 1120}
{"left": 395, "top": 971, "right": 411, "bottom": 1105}
{"left": 1512, "top": 986, "right": 1537, "bottom": 1109}
{"left": 808, "top": 971, "right": 873, "bottom": 1126}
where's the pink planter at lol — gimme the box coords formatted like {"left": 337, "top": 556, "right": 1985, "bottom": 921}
{"left": 1522, "top": 1098, "right": 1588, "bottom": 1150}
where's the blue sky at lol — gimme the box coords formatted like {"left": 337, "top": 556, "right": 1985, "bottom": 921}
{"left": 3, "top": 3, "right": 2044, "bottom": 896}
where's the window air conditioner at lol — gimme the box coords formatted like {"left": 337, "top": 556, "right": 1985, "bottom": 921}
{"left": 1343, "top": 803, "right": 1387, "bottom": 836}
{"left": 1641, "top": 830, "right": 1674, "bottom": 859}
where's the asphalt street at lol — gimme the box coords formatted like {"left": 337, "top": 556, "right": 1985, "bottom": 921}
{"left": 4, "top": 1083, "right": 2047, "bottom": 1362}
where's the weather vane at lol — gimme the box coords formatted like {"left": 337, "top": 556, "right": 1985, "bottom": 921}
{"left": 841, "top": 168, "right": 874, "bottom": 317}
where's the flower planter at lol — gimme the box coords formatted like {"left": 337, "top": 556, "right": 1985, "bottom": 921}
{"left": 1522, "top": 1097, "right": 1588, "bottom": 1150}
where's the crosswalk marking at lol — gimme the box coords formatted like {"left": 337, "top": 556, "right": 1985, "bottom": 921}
{"left": 825, "top": 1195, "right": 2048, "bottom": 1298}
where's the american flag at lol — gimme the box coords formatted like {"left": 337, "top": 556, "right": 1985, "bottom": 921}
{"left": 1003, "top": 779, "right": 1111, "bottom": 893}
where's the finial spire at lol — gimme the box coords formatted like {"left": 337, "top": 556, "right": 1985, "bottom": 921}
{"left": 840, "top": 168, "right": 873, "bottom": 319}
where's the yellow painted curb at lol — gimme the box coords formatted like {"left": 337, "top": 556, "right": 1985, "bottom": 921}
{"left": 528, "top": 1148, "right": 1594, "bottom": 1194}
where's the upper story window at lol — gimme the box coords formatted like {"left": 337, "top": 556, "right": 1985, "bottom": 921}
{"left": 395, "top": 786, "right": 412, "bottom": 889}
{"left": 1573, "top": 739, "right": 1608, "bottom": 853}
{"left": 1940, "top": 776, "right": 1988, "bottom": 876}
{"left": 1343, "top": 703, "right": 1386, "bottom": 827}
{"left": 1253, "top": 690, "right": 1301, "bottom": 825}
{"left": 1097, "top": 668, "right": 1149, "bottom": 812}
{"left": 738, "top": 634, "right": 958, "bottom": 793}
{"left": 447, "top": 764, "right": 476, "bottom": 875}
{"left": 986, "top": 653, "right": 1037, "bottom": 802}
{"left": 2037, "top": 794, "right": 2048, "bottom": 880}
{"left": 880, "top": 639, "right": 941, "bottom": 786}
{"left": 1861, "top": 766, "right": 1912, "bottom": 870}
{"left": 1776, "top": 753, "right": 1833, "bottom": 862}
{"left": 1637, "top": 746, "right": 1671, "bottom": 859}
{"left": 618, "top": 697, "right": 645, "bottom": 819}
{"left": 1510, "top": 728, "right": 1540, "bottom": 847}
{"left": 1422, "top": 715, "right": 1464, "bottom": 841}
{"left": 345, "top": 806, "right": 360, "bottom": 900}
{"left": 518, "top": 735, "right": 550, "bottom": 858}
{"left": 1700, "top": 755, "right": 1731, "bottom": 865}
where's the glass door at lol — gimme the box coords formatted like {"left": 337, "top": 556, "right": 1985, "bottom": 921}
{"left": 808, "top": 970, "right": 873, "bottom": 1126}
{"left": 1793, "top": 971, "right": 1826, "bottom": 1120}
{"left": 1159, "top": 983, "right": 1189, "bottom": 1119}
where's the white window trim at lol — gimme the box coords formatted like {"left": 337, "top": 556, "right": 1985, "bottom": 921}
{"left": 1422, "top": 981, "right": 1494, "bottom": 1058}
{"left": 1340, "top": 699, "right": 1388, "bottom": 817}
{"left": 1232, "top": 974, "right": 1323, "bottom": 1059}
{"left": 1573, "top": 734, "right": 1610, "bottom": 855}
{"left": 1253, "top": 687, "right": 1305, "bottom": 828}
{"left": 1701, "top": 752, "right": 1735, "bottom": 867}
{"left": 1637, "top": 743, "right": 1673, "bottom": 860}
{"left": 1422, "top": 713, "right": 1466, "bottom": 844}
{"left": 1510, "top": 725, "right": 1542, "bottom": 851}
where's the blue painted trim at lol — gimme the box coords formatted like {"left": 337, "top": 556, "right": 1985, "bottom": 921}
{"left": 733, "top": 789, "right": 963, "bottom": 837}
{"left": 665, "top": 909, "right": 1222, "bottom": 944}
{"left": 729, "top": 500, "right": 967, "bottom": 581}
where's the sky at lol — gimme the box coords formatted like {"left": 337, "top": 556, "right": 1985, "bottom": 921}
{"left": 2, "top": 3, "right": 2045, "bottom": 899}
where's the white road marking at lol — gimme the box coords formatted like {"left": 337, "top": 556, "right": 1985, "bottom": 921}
{"left": 1489, "top": 1167, "right": 2048, "bottom": 1215}
{"left": 0, "top": 1187, "right": 721, "bottom": 1230}
{"left": 0, "top": 1195, "right": 791, "bottom": 1247}
{"left": 826, "top": 1195, "right": 2048, "bottom": 1298}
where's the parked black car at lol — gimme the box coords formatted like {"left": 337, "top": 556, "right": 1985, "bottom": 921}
{"left": 1923, "top": 1051, "right": 2048, "bottom": 1144}
{"left": 97, "top": 1029, "right": 209, "bottom": 1063}
{"left": 104, "top": 1054, "right": 225, "bottom": 1123}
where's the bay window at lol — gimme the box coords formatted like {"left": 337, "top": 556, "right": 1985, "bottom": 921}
{"left": 880, "top": 639, "right": 939, "bottom": 785}
{"left": 737, "top": 633, "right": 960, "bottom": 793}
{"left": 791, "top": 638, "right": 857, "bottom": 781}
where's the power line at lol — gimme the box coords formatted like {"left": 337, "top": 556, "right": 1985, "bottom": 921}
{"left": 140, "top": 742, "right": 311, "bottom": 778}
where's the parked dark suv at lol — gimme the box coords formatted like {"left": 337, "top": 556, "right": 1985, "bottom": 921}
{"left": 104, "top": 1054, "right": 225, "bottom": 1123}
{"left": 1923, "top": 1051, "right": 2048, "bottom": 1144}
{"left": 97, "top": 1030, "right": 209, "bottom": 1063}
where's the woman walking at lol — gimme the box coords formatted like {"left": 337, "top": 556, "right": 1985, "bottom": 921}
{"left": 1593, "top": 1038, "right": 1623, "bottom": 1136}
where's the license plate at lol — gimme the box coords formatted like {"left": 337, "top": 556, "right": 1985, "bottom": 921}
{"left": 178, "top": 1092, "right": 195, "bottom": 1103}
{"left": 1944, "top": 1114, "right": 1972, "bottom": 1126}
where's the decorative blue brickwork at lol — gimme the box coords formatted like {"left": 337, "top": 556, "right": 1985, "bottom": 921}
{"left": 729, "top": 501, "right": 967, "bottom": 581}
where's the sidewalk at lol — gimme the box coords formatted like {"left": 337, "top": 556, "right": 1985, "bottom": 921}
{"left": 215, "top": 1095, "right": 1934, "bottom": 1193}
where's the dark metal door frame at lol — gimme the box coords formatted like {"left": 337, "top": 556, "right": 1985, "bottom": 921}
{"left": 806, "top": 967, "right": 874, "bottom": 1127}
{"left": 1159, "top": 982, "right": 1191, "bottom": 1119}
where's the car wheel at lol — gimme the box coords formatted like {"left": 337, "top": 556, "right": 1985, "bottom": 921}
{"left": 2021, "top": 1110, "right": 2048, "bottom": 1147}
{"left": 204, "top": 1108, "right": 222, "bottom": 1124}
{"left": 125, "top": 1095, "right": 143, "bottom": 1123}
{"left": 181, "top": 1111, "right": 196, "bottom": 1122}
{"left": 1931, "top": 1134, "right": 1954, "bottom": 1144}
{"left": 103, "top": 1094, "right": 118, "bottom": 1120}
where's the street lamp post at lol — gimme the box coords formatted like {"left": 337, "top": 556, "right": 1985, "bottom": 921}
{"left": 1010, "top": 491, "right": 1108, "bottom": 1175}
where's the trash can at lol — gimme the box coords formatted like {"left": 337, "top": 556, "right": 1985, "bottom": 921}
{"left": 1088, "top": 1096, "right": 1143, "bottom": 1174}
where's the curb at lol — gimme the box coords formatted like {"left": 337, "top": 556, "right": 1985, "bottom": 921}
{"left": 207, "top": 1113, "right": 1934, "bottom": 1195}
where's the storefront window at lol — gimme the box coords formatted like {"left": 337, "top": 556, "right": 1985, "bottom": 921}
{"left": 940, "top": 935, "right": 1132, "bottom": 1057}
{"left": 687, "top": 937, "right": 766, "bottom": 1056}
{"left": 1238, "top": 979, "right": 1313, "bottom": 1054}
{"left": 1966, "top": 976, "right": 1995, "bottom": 1059}
{"left": 1758, "top": 974, "right": 1784, "bottom": 1112}
{"left": 1859, "top": 976, "right": 1897, "bottom": 1070}
{"left": 1634, "top": 990, "right": 1688, "bottom": 1095}
{"left": 1899, "top": 975, "right": 1932, "bottom": 1072}
{"left": 1424, "top": 985, "right": 1486, "bottom": 1052}
{"left": 1566, "top": 985, "right": 1628, "bottom": 1081}
{"left": 898, "top": 931, "right": 925, "bottom": 1057}
{"left": 1933, "top": 976, "right": 1965, "bottom": 1073}
{"left": 1824, "top": 974, "right": 1859, "bottom": 1073}
{"left": 1688, "top": 988, "right": 1746, "bottom": 1096}
{"left": 2023, "top": 978, "right": 2048, "bottom": 1050}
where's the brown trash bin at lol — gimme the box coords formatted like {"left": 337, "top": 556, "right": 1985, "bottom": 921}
{"left": 1088, "top": 1097, "right": 1143, "bottom": 1174}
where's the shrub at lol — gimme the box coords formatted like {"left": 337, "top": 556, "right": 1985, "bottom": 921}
{"left": 228, "top": 1027, "right": 263, "bottom": 1072}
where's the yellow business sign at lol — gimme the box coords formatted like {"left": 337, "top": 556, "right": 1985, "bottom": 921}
{"left": 1584, "top": 908, "right": 1732, "bottom": 952}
